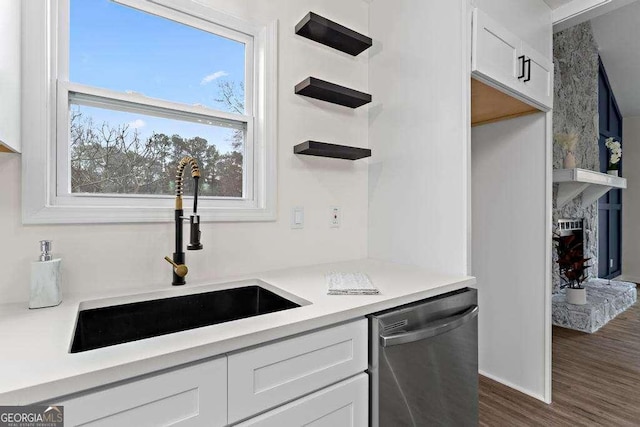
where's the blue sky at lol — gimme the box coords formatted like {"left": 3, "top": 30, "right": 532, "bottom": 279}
{"left": 69, "top": 0, "right": 245, "bottom": 153}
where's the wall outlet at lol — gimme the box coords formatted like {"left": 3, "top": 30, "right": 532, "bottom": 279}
{"left": 330, "top": 206, "right": 340, "bottom": 228}
{"left": 291, "top": 207, "right": 304, "bottom": 229}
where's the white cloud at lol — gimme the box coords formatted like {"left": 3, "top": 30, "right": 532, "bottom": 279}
{"left": 128, "top": 119, "right": 146, "bottom": 129}
{"left": 200, "top": 70, "right": 229, "bottom": 85}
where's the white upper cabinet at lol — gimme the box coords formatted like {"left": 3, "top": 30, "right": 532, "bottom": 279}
{"left": 472, "top": 9, "right": 521, "bottom": 92}
{"left": 0, "top": 0, "right": 21, "bottom": 153}
{"left": 472, "top": 8, "right": 553, "bottom": 111}
{"left": 520, "top": 42, "right": 553, "bottom": 109}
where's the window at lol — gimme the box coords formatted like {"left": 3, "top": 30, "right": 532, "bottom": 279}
{"left": 22, "top": 0, "right": 277, "bottom": 223}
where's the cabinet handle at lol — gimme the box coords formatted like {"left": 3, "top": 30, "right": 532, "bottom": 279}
{"left": 524, "top": 58, "right": 532, "bottom": 82}
{"left": 518, "top": 55, "right": 526, "bottom": 79}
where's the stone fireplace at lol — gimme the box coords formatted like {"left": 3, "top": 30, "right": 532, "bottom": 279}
{"left": 553, "top": 22, "right": 600, "bottom": 290}
{"left": 550, "top": 22, "right": 637, "bottom": 334}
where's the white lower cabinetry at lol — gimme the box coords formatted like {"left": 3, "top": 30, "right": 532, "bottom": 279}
{"left": 52, "top": 319, "right": 367, "bottom": 427}
{"left": 56, "top": 356, "right": 227, "bottom": 427}
{"left": 236, "top": 374, "right": 369, "bottom": 427}
{"left": 228, "top": 319, "right": 367, "bottom": 423}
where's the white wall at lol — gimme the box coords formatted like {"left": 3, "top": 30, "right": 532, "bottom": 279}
{"left": 0, "top": 0, "right": 369, "bottom": 304}
{"left": 0, "top": 0, "right": 21, "bottom": 152}
{"left": 622, "top": 116, "right": 640, "bottom": 282}
{"left": 472, "top": 113, "right": 550, "bottom": 401}
{"left": 553, "top": 0, "right": 638, "bottom": 33}
{"left": 591, "top": 1, "right": 640, "bottom": 117}
{"left": 367, "top": 0, "right": 470, "bottom": 276}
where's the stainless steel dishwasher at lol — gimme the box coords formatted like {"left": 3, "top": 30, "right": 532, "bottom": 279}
{"left": 369, "top": 288, "right": 478, "bottom": 426}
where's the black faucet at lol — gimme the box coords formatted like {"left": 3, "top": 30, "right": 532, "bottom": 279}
{"left": 164, "top": 156, "right": 203, "bottom": 286}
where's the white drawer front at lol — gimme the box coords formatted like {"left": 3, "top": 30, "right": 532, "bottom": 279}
{"left": 236, "top": 374, "right": 369, "bottom": 427}
{"left": 228, "top": 319, "right": 367, "bottom": 423}
{"left": 56, "top": 356, "right": 227, "bottom": 427}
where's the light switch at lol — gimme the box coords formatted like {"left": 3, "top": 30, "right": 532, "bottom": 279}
{"left": 292, "top": 207, "right": 304, "bottom": 229}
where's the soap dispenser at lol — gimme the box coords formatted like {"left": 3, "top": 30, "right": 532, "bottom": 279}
{"left": 29, "top": 240, "right": 62, "bottom": 309}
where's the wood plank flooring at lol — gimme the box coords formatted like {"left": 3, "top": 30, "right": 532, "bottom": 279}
{"left": 479, "top": 299, "right": 640, "bottom": 426}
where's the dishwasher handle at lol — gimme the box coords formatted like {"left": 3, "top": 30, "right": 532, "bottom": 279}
{"left": 380, "top": 305, "right": 478, "bottom": 347}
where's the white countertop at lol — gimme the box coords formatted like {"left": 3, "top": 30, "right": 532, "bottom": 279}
{"left": 0, "top": 259, "right": 475, "bottom": 404}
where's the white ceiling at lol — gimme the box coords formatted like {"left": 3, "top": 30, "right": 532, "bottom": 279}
{"left": 591, "top": 1, "right": 640, "bottom": 116}
{"left": 544, "top": 0, "right": 575, "bottom": 9}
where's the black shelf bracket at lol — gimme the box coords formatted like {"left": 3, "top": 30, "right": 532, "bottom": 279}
{"left": 295, "top": 12, "right": 372, "bottom": 56}
{"left": 294, "top": 141, "right": 371, "bottom": 161}
{"left": 295, "top": 77, "right": 371, "bottom": 109}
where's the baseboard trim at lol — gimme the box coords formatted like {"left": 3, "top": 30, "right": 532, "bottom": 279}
{"left": 479, "top": 370, "right": 550, "bottom": 404}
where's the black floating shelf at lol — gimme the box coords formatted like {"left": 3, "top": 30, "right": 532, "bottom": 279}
{"left": 294, "top": 141, "right": 371, "bottom": 161}
{"left": 295, "top": 77, "right": 371, "bottom": 109}
{"left": 295, "top": 12, "right": 372, "bottom": 56}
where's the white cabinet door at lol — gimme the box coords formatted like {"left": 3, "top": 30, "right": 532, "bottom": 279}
{"left": 472, "top": 8, "right": 522, "bottom": 92}
{"left": 236, "top": 374, "right": 369, "bottom": 427}
{"left": 520, "top": 42, "right": 553, "bottom": 109}
{"left": 56, "top": 356, "right": 227, "bottom": 427}
{"left": 472, "top": 8, "right": 553, "bottom": 111}
{"left": 0, "top": 0, "right": 21, "bottom": 153}
{"left": 228, "top": 319, "right": 367, "bottom": 424}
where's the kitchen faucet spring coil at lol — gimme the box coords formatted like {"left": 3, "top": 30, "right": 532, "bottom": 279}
{"left": 175, "top": 156, "right": 201, "bottom": 198}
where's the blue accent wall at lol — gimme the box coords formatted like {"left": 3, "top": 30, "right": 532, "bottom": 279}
{"left": 598, "top": 58, "right": 623, "bottom": 279}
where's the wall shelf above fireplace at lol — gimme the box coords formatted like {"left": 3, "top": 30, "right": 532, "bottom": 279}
{"left": 553, "top": 168, "right": 627, "bottom": 209}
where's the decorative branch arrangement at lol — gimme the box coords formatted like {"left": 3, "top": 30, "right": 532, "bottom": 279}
{"left": 555, "top": 131, "right": 578, "bottom": 169}
{"left": 553, "top": 233, "right": 591, "bottom": 289}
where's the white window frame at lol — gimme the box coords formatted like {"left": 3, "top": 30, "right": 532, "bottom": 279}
{"left": 22, "top": 0, "right": 277, "bottom": 224}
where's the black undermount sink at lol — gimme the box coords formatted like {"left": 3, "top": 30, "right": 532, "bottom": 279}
{"left": 70, "top": 285, "right": 301, "bottom": 353}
